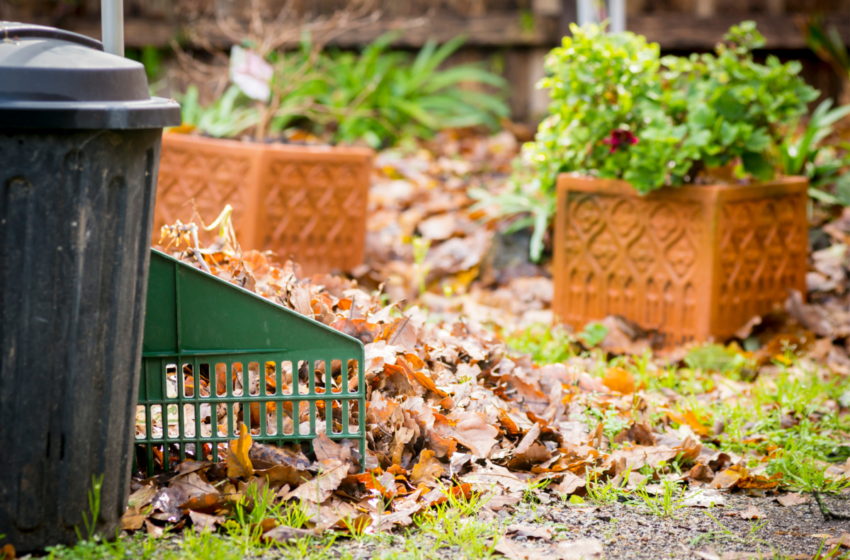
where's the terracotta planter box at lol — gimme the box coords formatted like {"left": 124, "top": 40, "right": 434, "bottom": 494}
{"left": 553, "top": 175, "right": 809, "bottom": 345}
{"left": 154, "top": 133, "right": 372, "bottom": 275}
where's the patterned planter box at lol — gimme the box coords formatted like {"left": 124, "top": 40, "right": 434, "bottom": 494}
{"left": 553, "top": 175, "right": 809, "bottom": 345}
{"left": 154, "top": 134, "right": 372, "bottom": 275}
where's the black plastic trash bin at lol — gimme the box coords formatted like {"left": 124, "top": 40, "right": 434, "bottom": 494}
{"left": 0, "top": 22, "right": 180, "bottom": 552}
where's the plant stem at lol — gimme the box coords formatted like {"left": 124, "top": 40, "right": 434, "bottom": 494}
{"left": 813, "top": 491, "right": 850, "bottom": 521}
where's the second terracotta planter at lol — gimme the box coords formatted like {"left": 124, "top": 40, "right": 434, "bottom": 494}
{"left": 154, "top": 134, "right": 373, "bottom": 275}
{"left": 553, "top": 174, "right": 809, "bottom": 345}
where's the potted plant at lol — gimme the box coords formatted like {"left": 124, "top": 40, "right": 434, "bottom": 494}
{"left": 156, "top": 33, "right": 508, "bottom": 275}
{"left": 519, "top": 22, "right": 823, "bottom": 344}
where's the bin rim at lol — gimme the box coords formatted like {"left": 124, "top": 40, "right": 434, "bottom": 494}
{"left": 0, "top": 21, "right": 104, "bottom": 50}
{"left": 0, "top": 98, "right": 182, "bottom": 130}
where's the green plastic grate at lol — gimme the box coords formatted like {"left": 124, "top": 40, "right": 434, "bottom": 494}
{"left": 136, "top": 249, "right": 366, "bottom": 476}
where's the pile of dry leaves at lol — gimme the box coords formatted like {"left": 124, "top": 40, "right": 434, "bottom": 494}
{"left": 130, "top": 207, "right": 847, "bottom": 549}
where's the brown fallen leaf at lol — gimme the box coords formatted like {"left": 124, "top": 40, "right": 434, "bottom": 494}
{"left": 313, "top": 431, "right": 355, "bottom": 465}
{"left": 515, "top": 423, "right": 541, "bottom": 456}
{"left": 0, "top": 544, "right": 14, "bottom": 560}
{"left": 449, "top": 412, "right": 499, "bottom": 459}
{"left": 227, "top": 424, "right": 255, "bottom": 478}
{"left": 249, "top": 441, "right": 311, "bottom": 470}
{"left": 507, "top": 524, "right": 553, "bottom": 540}
{"left": 411, "top": 369, "right": 448, "bottom": 397}
{"left": 825, "top": 533, "right": 850, "bottom": 549}
{"left": 121, "top": 506, "right": 147, "bottom": 531}
{"left": 410, "top": 449, "right": 446, "bottom": 485}
{"left": 284, "top": 459, "right": 349, "bottom": 503}
{"left": 494, "top": 538, "right": 552, "bottom": 560}
{"left": 551, "top": 471, "right": 586, "bottom": 496}
{"left": 256, "top": 464, "right": 313, "bottom": 488}
{"left": 263, "top": 526, "right": 315, "bottom": 544}
{"left": 188, "top": 511, "right": 225, "bottom": 533}
{"left": 602, "top": 367, "right": 636, "bottom": 394}
{"left": 486, "top": 494, "right": 522, "bottom": 511}
{"left": 127, "top": 484, "right": 157, "bottom": 510}
{"left": 462, "top": 461, "right": 526, "bottom": 494}
{"left": 688, "top": 463, "right": 715, "bottom": 483}
{"left": 710, "top": 464, "right": 748, "bottom": 489}
{"left": 776, "top": 492, "right": 808, "bottom": 507}
{"left": 171, "top": 472, "right": 221, "bottom": 513}
{"left": 555, "top": 537, "right": 604, "bottom": 560}
{"left": 726, "top": 505, "right": 763, "bottom": 520}
{"left": 693, "top": 545, "right": 720, "bottom": 560}
{"left": 145, "top": 519, "right": 164, "bottom": 537}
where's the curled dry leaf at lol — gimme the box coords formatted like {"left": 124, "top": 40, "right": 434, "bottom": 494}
{"left": 410, "top": 450, "right": 446, "bottom": 485}
{"left": 227, "top": 424, "right": 254, "bottom": 478}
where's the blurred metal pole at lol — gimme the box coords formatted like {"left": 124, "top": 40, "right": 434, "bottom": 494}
{"left": 576, "top": 0, "right": 594, "bottom": 26}
{"left": 101, "top": 0, "right": 124, "bottom": 56}
{"left": 609, "top": 0, "right": 625, "bottom": 32}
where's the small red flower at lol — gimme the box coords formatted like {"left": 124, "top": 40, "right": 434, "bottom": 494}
{"left": 602, "top": 129, "right": 638, "bottom": 154}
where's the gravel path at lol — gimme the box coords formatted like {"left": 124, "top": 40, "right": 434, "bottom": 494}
{"left": 503, "top": 493, "right": 850, "bottom": 559}
{"left": 332, "top": 492, "right": 850, "bottom": 560}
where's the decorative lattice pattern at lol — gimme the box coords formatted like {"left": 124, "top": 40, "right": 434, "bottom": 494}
{"left": 154, "top": 140, "right": 253, "bottom": 243}
{"left": 716, "top": 195, "right": 808, "bottom": 333}
{"left": 154, "top": 135, "right": 372, "bottom": 275}
{"left": 258, "top": 157, "right": 369, "bottom": 274}
{"left": 553, "top": 177, "right": 808, "bottom": 345}
{"left": 557, "top": 192, "right": 706, "bottom": 345}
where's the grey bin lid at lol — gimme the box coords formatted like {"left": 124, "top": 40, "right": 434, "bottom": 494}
{"left": 0, "top": 22, "right": 181, "bottom": 129}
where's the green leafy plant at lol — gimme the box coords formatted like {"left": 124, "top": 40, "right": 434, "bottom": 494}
{"left": 577, "top": 321, "right": 609, "bottom": 348}
{"left": 684, "top": 343, "right": 750, "bottom": 374}
{"left": 482, "top": 21, "right": 819, "bottom": 259}
{"left": 178, "top": 85, "right": 260, "bottom": 138}
{"left": 779, "top": 99, "right": 850, "bottom": 206}
{"left": 768, "top": 444, "right": 850, "bottom": 494}
{"left": 310, "top": 34, "right": 509, "bottom": 147}
{"left": 468, "top": 171, "right": 554, "bottom": 261}
{"left": 182, "top": 35, "right": 509, "bottom": 148}
{"left": 76, "top": 474, "right": 104, "bottom": 542}
{"left": 504, "top": 323, "right": 576, "bottom": 364}
{"left": 633, "top": 478, "right": 691, "bottom": 517}
{"left": 800, "top": 15, "right": 850, "bottom": 104}
{"left": 584, "top": 471, "right": 622, "bottom": 505}
{"left": 411, "top": 237, "right": 432, "bottom": 295}
{"left": 662, "top": 21, "right": 818, "bottom": 181}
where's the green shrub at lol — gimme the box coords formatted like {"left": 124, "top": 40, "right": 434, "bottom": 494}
{"left": 309, "top": 34, "right": 509, "bottom": 147}
{"left": 527, "top": 21, "right": 817, "bottom": 195}
{"left": 178, "top": 35, "right": 509, "bottom": 148}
